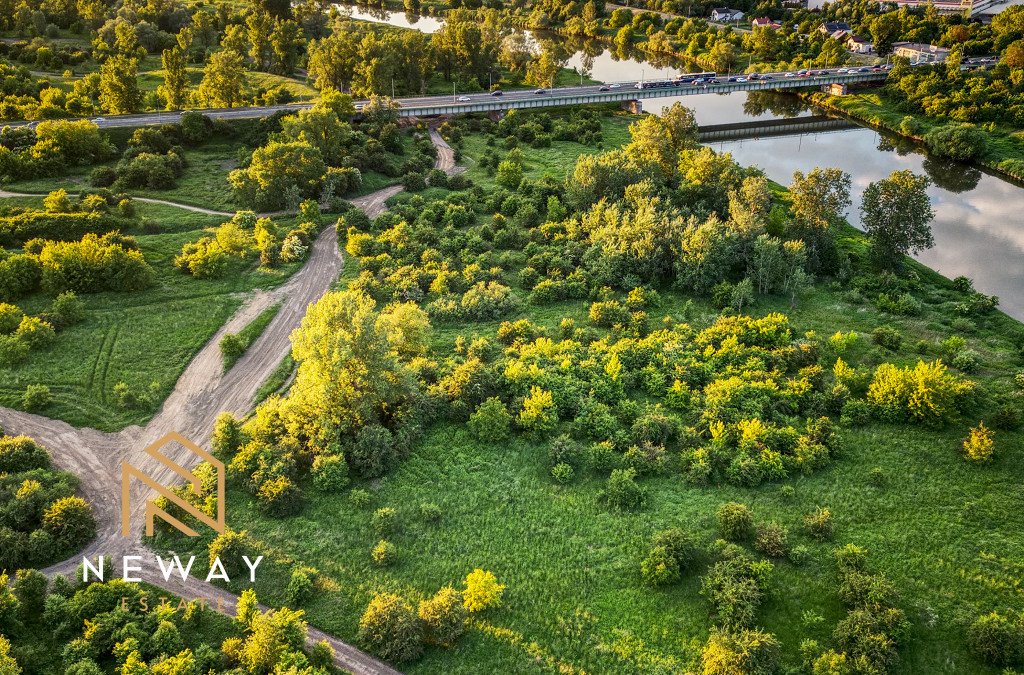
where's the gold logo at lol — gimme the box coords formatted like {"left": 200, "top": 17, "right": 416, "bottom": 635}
{"left": 121, "top": 432, "right": 226, "bottom": 537}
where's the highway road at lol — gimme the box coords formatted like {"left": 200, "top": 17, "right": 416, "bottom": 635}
{"left": 5, "top": 57, "right": 996, "bottom": 130}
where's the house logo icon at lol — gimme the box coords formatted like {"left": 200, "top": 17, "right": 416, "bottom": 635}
{"left": 121, "top": 432, "right": 226, "bottom": 537}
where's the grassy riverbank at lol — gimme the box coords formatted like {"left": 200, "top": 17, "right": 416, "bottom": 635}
{"left": 808, "top": 90, "right": 1024, "bottom": 184}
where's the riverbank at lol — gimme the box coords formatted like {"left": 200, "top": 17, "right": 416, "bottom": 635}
{"left": 806, "top": 89, "right": 1024, "bottom": 184}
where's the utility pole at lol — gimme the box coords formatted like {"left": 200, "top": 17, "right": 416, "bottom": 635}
{"left": 391, "top": 78, "right": 395, "bottom": 99}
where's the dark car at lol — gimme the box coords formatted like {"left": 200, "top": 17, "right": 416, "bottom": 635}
{"left": 599, "top": 85, "right": 610, "bottom": 91}
{"left": 491, "top": 90, "right": 503, "bottom": 96}
{"left": 534, "top": 88, "right": 546, "bottom": 94}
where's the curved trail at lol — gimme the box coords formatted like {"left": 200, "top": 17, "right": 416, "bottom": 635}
{"left": 0, "top": 190, "right": 284, "bottom": 218}
{"left": 0, "top": 132, "right": 460, "bottom": 675}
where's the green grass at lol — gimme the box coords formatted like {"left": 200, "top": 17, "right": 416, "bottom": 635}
{"left": 460, "top": 108, "right": 634, "bottom": 187}
{"left": 0, "top": 202, "right": 307, "bottom": 431}
{"left": 252, "top": 353, "right": 295, "bottom": 406}
{"left": 5, "top": 142, "right": 244, "bottom": 212}
{"left": 221, "top": 302, "right": 283, "bottom": 371}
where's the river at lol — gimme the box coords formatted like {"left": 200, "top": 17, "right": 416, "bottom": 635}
{"left": 342, "top": 5, "right": 1024, "bottom": 320}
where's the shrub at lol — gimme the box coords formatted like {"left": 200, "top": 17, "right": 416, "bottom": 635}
{"left": 255, "top": 474, "right": 302, "bottom": 515}
{"left": 22, "top": 384, "right": 51, "bottom": 411}
{"left": 39, "top": 233, "right": 153, "bottom": 293}
{"left": 871, "top": 326, "right": 902, "bottom": 351}
{"left": 717, "top": 502, "right": 755, "bottom": 542}
{"left": 357, "top": 593, "right": 424, "bottom": 663}
{"left": 967, "top": 611, "right": 1024, "bottom": 666}
{"left": 49, "top": 291, "right": 85, "bottom": 327}
{"left": 468, "top": 397, "right": 512, "bottom": 441}
{"left": 419, "top": 502, "right": 442, "bottom": 523}
{"left": 952, "top": 349, "right": 982, "bottom": 373}
{"left": 372, "top": 507, "right": 398, "bottom": 536}
{"left": 42, "top": 496, "right": 96, "bottom": 550}
{"left": 311, "top": 453, "right": 349, "bottom": 492}
{"left": 418, "top": 587, "right": 466, "bottom": 647}
{"left": 402, "top": 171, "right": 426, "bottom": 192}
{"left": 754, "top": 522, "right": 789, "bottom": 558}
{"left": 0, "top": 303, "right": 23, "bottom": 334}
{"left": 286, "top": 567, "right": 314, "bottom": 605}
{"left": 924, "top": 123, "right": 987, "bottom": 161}
{"left": 804, "top": 507, "right": 834, "bottom": 541}
{"left": 0, "top": 335, "right": 29, "bottom": 366}
{"left": 701, "top": 627, "right": 781, "bottom": 675}
{"left": 701, "top": 556, "right": 773, "bottom": 629}
{"left": 219, "top": 333, "right": 245, "bottom": 365}
{"left": 15, "top": 316, "right": 55, "bottom": 350}
{"left": 347, "top": 424, "right": 399, "bottom": 478}
{"left": 371, "top": 539, "right": 397, "bottom": 566}
{"left": 640, "top": 545, "right": 681, "bottom": 586}
{"left": 348, "top": 489, "right": 371, "bottom": 509}
{"left": 518, "top": 386, "right": 557, "bottom": 437}
{"left": 551, "top": 462, "right": 574, "bottom": 484}
{"left": 463, "top": 569, "right": 504, "bottom": 612}
{"left": 602, "top": 467, "right": 645, "bottom": 511}
{"left": 789, "top": 545, "right": 811, "bottom": 566}
{"left": 991, "top": 405, "right": 1022, "bottom": 431}
{"left": 963, "top": 422, "right": 995, "bottom": 463}
{"left": 867, "top": 360, "right": 973, "bottom": 426}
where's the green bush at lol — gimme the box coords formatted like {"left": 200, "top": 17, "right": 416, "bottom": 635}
{"left": 22, "top": 384, "right": 50, "bottom": 411}
{"left": 924, "top": 123, "right": 987, "bottom": 161}
{"left": 311, "top": 453, "right": 349, "bottom": 492}
{"left": 701, "top": 627, "right": 781, "bottom": 675}
{"left": 286, "top": 567, "right": 314, "bottom": 605}
{"left": 754, "top": 521, "right": 789, "bottom": 558}
{"left": 468, "top": 397, "right": 512, "bottom": 441}
{"left": 967, "top": 611, "right": 1024, "bottom": 666}
{"left": 717, "top": 502, "right": 755, "bottom": 542}
{"left": 804, "top": 506, "right": 834, "bottom": 541}
{"left": 372, "top": 507, "right": 399, "bottom": 536}
{"left": 358, "top": 592, "right": 423, "bottom": 663}
{"left": 418, "top": 586, "right": 466, "bottom": 647}
{"left": 219, "top": 333, "right": 245, "bottom": 366}
{"left": 601, "top": 468, "right": 645, "bottom": 511}
{"left": 871, "top": 326, "right": 902, "bottom": 351}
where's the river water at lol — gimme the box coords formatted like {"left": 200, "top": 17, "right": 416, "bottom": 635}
{"left": 342, "top": 5, "right": 1024, "bottom": 320}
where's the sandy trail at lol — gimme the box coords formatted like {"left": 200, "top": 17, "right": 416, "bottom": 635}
{"left": 0, "top": 133, "right": 460, "bottom": 675}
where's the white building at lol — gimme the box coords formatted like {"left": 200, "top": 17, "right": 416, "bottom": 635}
{"left": 711, "top": 7, "right": 745, "bottom": 21}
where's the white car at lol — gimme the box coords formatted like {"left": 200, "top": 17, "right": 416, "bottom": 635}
{"left": 736, "top": 77, "right": 747, "bottom": 82}
{"left": 609, "top": 83, "right": 622, "bottom": 89}
{"left": 784, "top": 72, "right": 795, "bottom": 77}
{"left": 457, "top": 96, "right": 471, "bottom": 102}
{"left": 837, "top": 68, "right": 849, "bottom": 73}
{"left": 91, "top": 117, "right": 106, "bottom": 122}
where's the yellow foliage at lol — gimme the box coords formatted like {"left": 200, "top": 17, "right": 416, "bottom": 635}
{"left": 963, "top": 422, "right": 994, "bottom": 463}
{"left": 463, "top": 569, "right": 505, "bottom": 612}
{"left": 867, "top": 360, "right": 973, "bottom": 426}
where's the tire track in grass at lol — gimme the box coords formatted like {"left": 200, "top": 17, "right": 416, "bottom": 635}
{"left": 86, "top": 320, "right": 112, "bottom": 398}
{"left": 97, "top": 322, "right": 121, "bottom": 405}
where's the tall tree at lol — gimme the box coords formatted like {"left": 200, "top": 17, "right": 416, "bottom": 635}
{"left": 158, "top": 46, "right": 189, "bottom": 110}
{"left": 198, "top": 49, "right": 246, "bottom": 108}
{"left": 861, "top": 170, "right": 935, "bottom": 271}
{"left": 99, "top": 55, "right": 141, "bottom": 114}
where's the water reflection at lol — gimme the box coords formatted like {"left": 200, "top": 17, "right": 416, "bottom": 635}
{"left": 717, "top": 126, "right": 1024, "bottom": 319}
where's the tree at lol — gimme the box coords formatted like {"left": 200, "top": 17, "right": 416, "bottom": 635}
{"left": 228, "top": 141, "right": 327, "bottom": 210}
{"left": 661, "top": 102, "right": 700, "bottom": 152}
{"left": 871, "top": 13, "right": 901, "bottom": 57}
{"left": 158, "top": 46, "right": 189, "bottom": 110}
{"left": 270, "top": 19, "right": 305, "bottom": 75}
{"left": 357, "top": 593, "right": 423, "bottom": 663}
{"left": 99, "top": 55, "right": 141, "bottom": 114}
{"left": 198, "top": 50, "right": 246, "bottom": 108}
{"left": 495, "top": 159, "right": 523, "bottom": 190}
{"left": 307, "top": 34, "right": 360, "bottom": 92}
{"left": 861, "top": 170, "right": 934, "bottom": 271}
{"left": 788, "top": 167, "right": 851, "bottom": 269}
{"left": 462, "top": 569, "right": 504, "bottom": 612}
{"left": 1004, "top": 40, "right": 1024, "bottom": 68}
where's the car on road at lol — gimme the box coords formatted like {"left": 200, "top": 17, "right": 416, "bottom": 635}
{"left": 784, "top": 72, "right": 795, "bottom": 77}
{"left": 491, "top": 90, "right": 503, "bottom": 96}
{"left": 534, "top": 89, "right": 546, "bottom": 94}
{"left": 837, "top": 68, "right": 849, "bottom": 73}
{"left": 457, "top": 96, "right": 471, "bottom": 102}
{"left": 354, "top": 104, "right": 364, "bottom": 111}
{"left": 761, "top": 75, "right": 773, "bottom": 80}
{"left": 609, "top": 83, "right": 622, "bottom": 89}
{"left": 736, "top": 77, "right": 747, "bottom": 82}
{"left": 91, "top": 117, "right": 106, "bottom": 123}
{"left": 599, "top": 85, "right": 610, "bottom": 91}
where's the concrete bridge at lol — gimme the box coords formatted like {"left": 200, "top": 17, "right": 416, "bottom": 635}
{"left": 5, "top": 69, "right": 890, "bottom": 130}
{"left": 697, "top": 115, "right": 858, "bottom": 142}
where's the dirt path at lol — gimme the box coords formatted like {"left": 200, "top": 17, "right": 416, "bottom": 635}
{"left": 0, "top": 190, "right": 274, "bottom": 218}
{"left": 0, "top": 134, "right": 462, "bottom": 674}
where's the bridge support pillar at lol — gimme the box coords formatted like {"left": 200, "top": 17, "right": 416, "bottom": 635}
{"left": 825, "top": 83, "right": 848, "bottom": 96}
{"left": 621, "top": 99, "right": 643, "bottom": 114}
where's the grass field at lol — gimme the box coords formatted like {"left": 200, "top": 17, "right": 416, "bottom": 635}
{"left": 144, "top": 115, "right": 1024, "bottom": 674}
{"left": 0, "top": 201, "right": 307, "bottom": 430}
{"left": 221, "top": 302, "right": 283, "bottom": 370}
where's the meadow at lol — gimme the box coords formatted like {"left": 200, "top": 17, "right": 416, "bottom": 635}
{"left": 150, "top": 109, "right": 1024, "bottom": 673}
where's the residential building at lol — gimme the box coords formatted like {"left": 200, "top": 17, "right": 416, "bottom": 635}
{"left": 892, "top": 41, "right": 951, "bottom": 62}
{"left": 818, "top": 21, "right": 852, "bottom": 37}
{"left": 751, "top": 16, "right": 782, "bottom": 29}
{"left": 711, "top": 7, "right": 744, "bottom": 21}
{"left": 846, "top": 35, "right": 873, "bottom": 53}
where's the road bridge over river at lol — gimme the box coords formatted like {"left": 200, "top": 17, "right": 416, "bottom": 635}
{"left": 7, "top": 68, "right": 894, "bottom": 130}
